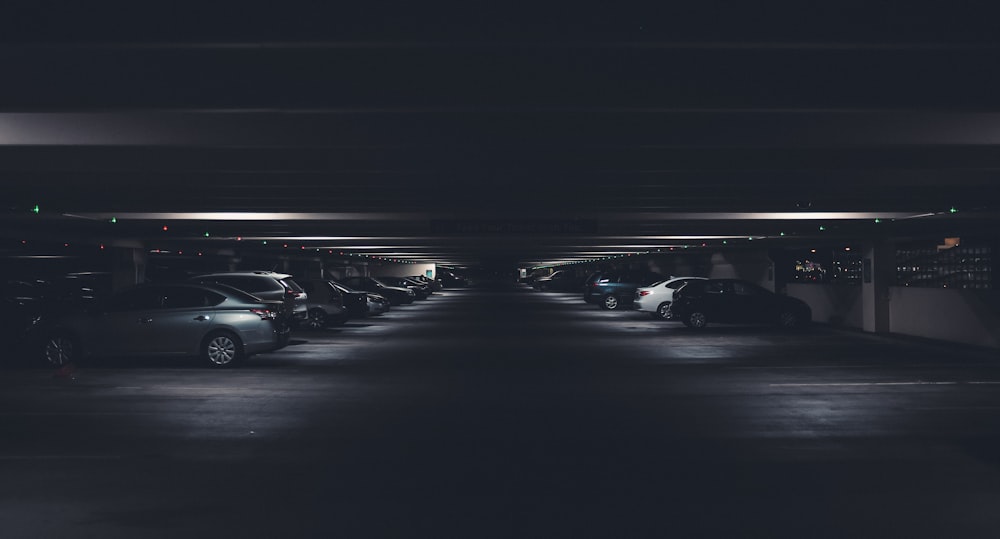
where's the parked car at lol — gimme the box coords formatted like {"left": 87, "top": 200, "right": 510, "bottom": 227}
{"left": 669, "top": 279, "right": 812, "bottom": 329}
{"left": 365, "top": 293, "right": 391, "bottom": 316}
{"left": 37, "top": 283, "right": 289, "bottom": 367}
{"left": 634, "top": 276, "right": 708, "bottom": 320}
{"left": 0, "top": 293, "right": 46, "bottom": 359}
{"left": 584, "top": 270, "right": 665, "bottom": 310}
{"left": 339, "top": 276, "right": 415, "bottom": 306}
{"left": 377, "top": 276, "right": 432, "bottom": 299}
{"left": 330, "top": 280, "right": 387, "bottom": 318}
{"left": 409, "top": 275, "right": 443, "bottom": 292}
{"left": 299, "top": 279, "right": 350, "bottom": 329}
{"left": 189, "top": 271, "right": 308, "bottom": 325}
{"left": 437, "top": 270, "right": 467, "bottom": 288}
{"left": 533, "top": 270, "right": 583, "bottom": 292}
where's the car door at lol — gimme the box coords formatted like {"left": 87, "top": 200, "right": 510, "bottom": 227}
{"left": 96, "top": 287, "right": 167, "bottom": 356}
{"left": 699, "top": 280, "right": 731, "bottom": 322}
{"left": 146, "top": 286, "right": 221, "bottom": 355}
{"left": 729, "top": 281, "right": 773, "bottom": 323}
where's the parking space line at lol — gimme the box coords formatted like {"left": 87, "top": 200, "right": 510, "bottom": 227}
{"left": 0, "top": 455, "right": 123, "bottom": 460}
{"left": 768, "top": 381, "right": 1000, "bottom": 387}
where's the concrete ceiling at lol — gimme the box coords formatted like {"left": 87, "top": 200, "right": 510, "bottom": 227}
{"left": 2, "top": 4, "right": 999, "bottom": 266}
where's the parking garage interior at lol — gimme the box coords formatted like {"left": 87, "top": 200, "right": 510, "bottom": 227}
{"left": 3, "top": 4, "right": 1000, "bottom": 537}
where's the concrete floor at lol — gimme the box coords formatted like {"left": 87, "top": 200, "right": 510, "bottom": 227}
{"left": 2, "top": 286, "right": 1000, "bottom": 538}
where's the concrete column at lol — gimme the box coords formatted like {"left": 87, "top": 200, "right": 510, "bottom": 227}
{"left": 861, "top": 241, "right": 894, "bottom": 333}
{"left": 111, "top": 246, "right": 146, "bottom": 292}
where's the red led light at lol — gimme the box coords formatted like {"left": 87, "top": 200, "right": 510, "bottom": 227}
{"left": 162, "top": 225, "right": 168, "bottom": 231}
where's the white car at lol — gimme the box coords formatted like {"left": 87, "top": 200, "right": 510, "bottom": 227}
{"left": 634, "top": 277, "right": 708, "bottom": 320}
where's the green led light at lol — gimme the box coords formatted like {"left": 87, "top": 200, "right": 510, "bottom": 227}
{"left": 949, "top": 207, "right": 958, "bottom": 214}
{"left": 110, "top": 217, "right": 117, "bottom": 224}
{"left": 262, "top": 240, "right": 267, "bottom": 245}
{"left": 819, "top": 226, "right": 826, "bottom": 231}
{"left": 204, "top": 232, "right": 210, "bottom": 237}
{"left": 31, "top": 204, "right": 39, "bottom": 214}
{"left": 779, "top": 232, "right": 785, "bottom": 236}
{"left": 874, "top": 218, "right": 881, "bottom": 223}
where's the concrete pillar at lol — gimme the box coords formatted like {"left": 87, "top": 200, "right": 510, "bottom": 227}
{"left": 111, "top": 246, "right": 146, "bottom": 292}
{"left": 862, "top": 241, "right": 893, "bottom": 333}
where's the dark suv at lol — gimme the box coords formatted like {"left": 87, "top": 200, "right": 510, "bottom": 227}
{"left": 583, "top": 270, "right": 664, "bottom": 310}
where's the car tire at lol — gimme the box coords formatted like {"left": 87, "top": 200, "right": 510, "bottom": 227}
{"left": 42, "top": 332, "right": 79, "bottom": 367}
{"left": 683, "top": 311, "right": 708, "bottom": 329}
{"left": 305, "top": 308, "right": 327, "bottom": 330}
{"left": 600, "top": 294, "right": 620, "bottom": 310}
{"left": 777, "top": 310, "right": 801, "bottom": 329}
{"left": 201, "top": 331, "right": 243, "bottom": 368}
{"left": 654, "top": 302, "right": 672, "bottom": 320}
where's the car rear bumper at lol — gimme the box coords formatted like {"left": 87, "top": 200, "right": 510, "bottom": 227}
{"left": 242, "top": 324, "right": 289, "bottom": 354}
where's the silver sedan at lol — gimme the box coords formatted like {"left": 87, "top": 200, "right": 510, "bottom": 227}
{"left": 39, "top": 283, "right": 289, "bottom": 368}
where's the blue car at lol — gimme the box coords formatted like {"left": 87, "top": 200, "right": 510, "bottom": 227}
{"left": 583, "top": 271, "right": 664, "bottom": 310}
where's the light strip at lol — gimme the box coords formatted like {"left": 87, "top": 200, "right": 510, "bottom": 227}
{"left": 65, "top": 211, "right": 930, "bottom": 221}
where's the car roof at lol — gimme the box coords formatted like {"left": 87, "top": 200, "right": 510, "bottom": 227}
{"left": 193, "top": 271, "right": 294, "bottom": 279}
{"left": 126, "top": 281, "right": 267, "bottom": 302}
{"left": 664, "top": 276, "right": 707, "bottom": 283}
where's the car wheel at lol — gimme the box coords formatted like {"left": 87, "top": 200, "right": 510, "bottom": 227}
{"left": 202, "top": 331, "right": 243, "bottom": 368}
{"left": 305, "top": 308, "right": 327, "bottom": 330}
{"left": 42, "top": 333, "right": 79, "bottom": 367}
{"left": 684, "top": 311, "right": 708, "bottom": 329}
{"left": 654, "top": 302, "right": 672, "bottom": 320}
{"left": 600, "top": 294, "right": 620, "bottom": 310}
{"left": 777, "top": 311, "right": 801, "bottom": 328}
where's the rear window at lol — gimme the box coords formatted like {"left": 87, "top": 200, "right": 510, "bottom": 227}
{"left": 161, "top": 287, "right": 225, "bottom": 308}
{"left": 203, "top": 283, "right": 265, "bottom": 303}
{"left": 279, "top": 278, "right": 304, "bottom": 293}
{"left": 200, "top": 275, "right": 274, "bottom": 293}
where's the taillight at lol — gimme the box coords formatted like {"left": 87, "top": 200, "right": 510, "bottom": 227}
{"left": 249, "top": 308, "right": 277, "bottom": 320}
{"left": 284, "top": 290, "right": 301, "bottom": 298}
{"left": 638, "top": 290, "right": 652, "bottom": 296}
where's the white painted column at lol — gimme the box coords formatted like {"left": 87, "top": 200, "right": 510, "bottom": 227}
{"left": 861, "top": 241, "right": 893, "bottom": 333}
